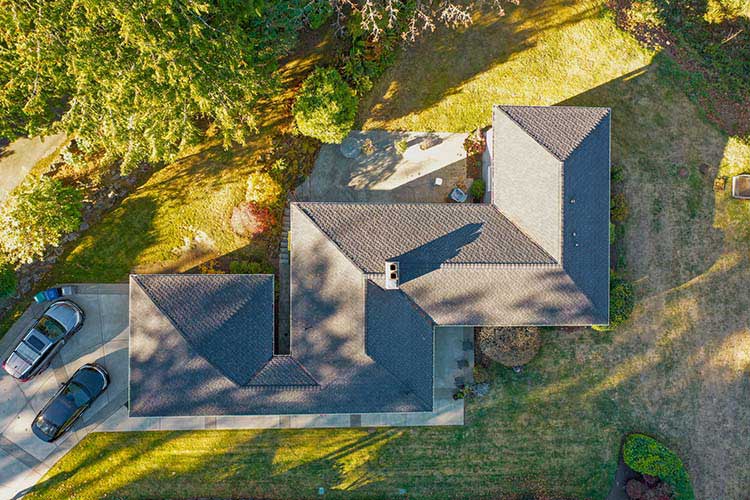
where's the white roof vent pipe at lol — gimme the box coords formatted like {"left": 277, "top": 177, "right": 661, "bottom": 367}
{"left": 385, "top": 261, "right": 400, "bottom": 290}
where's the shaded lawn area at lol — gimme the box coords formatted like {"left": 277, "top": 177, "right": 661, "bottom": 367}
{"left": 26, "top": 0, "right": 750, "bottom": 499}
{"left": 42, "top": 29, "right": 333, "bottom": 284}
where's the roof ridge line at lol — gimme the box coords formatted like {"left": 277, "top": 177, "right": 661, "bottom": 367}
{"left": 439, "top": 262, "right": 560, "bottom": 269}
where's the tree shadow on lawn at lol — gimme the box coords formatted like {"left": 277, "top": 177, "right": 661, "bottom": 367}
{"left": 553, "top": 56, "right": 750, "bottom": 499}
{"left": 23, "top": 431, "right": 181, "bottom": 500}
{"left": 46, "top": 195, "right": 159, "bottom": 283}
{"left": 559, "top": 57, "right": 729, "bottom": 296}
{"left": 89, "top": 428, "right": 403, "bottom": 499}
{"left": 360, "top": 0, "right": 604, "bottom": 129}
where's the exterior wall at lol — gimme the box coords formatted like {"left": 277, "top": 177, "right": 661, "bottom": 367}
{"left": 491, "top": 108, "right": 562, "bottom": 261}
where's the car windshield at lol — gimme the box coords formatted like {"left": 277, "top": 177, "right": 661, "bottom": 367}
{"left": 35, "top": 415, "right": 58, "bottom": 437}
{"left": 35, "top": 316, "right": 66, "bottom": 340}
{"left": 62, "top": 381, "right": 92, "bottom": 407}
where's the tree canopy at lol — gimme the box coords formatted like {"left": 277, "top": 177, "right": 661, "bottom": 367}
{"left": 0, "top": 1, "right": 515, "bottom": 172}
{"left": 0, "top": 0, "right": 310, "bottom": 172}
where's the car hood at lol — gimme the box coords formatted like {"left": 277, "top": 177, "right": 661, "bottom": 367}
{"left": 45, "top": 302, "right": 82, "bottom": 332}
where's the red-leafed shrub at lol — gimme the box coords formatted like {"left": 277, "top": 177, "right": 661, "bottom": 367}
{"left": 230, "top": 202, "right": 275, "bottom": 237}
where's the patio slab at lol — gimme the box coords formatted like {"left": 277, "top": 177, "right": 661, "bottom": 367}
{"left": 296, "top": 130, "right": 471, "bottom": 203}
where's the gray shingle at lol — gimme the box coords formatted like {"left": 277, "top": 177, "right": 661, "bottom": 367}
{"left": 133, "top": 274, "right": 274, "bottom": 385}
{"left": 496, "top": 105, "right": 610, "bottom": 161}
{"left": 130, "top": 271, "right": 430, "bottom": 416}
{"left": 248, "top": 356, "right": 317, "bottom": 387}
{"left": 297, "top": 203, "right": 555, "bottom": 274}
{"left": 400, "top": 265, "right": 601, "bottom": 325}
{"left": 365, "top": 280, "right": 434, "bottom": 407}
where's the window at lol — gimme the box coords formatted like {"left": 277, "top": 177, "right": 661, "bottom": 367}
{"left": 63, "top": 382, "right": 92, "bottom": 407}
{"left": 35, "top": 316, "right": 67, "bottom": 340}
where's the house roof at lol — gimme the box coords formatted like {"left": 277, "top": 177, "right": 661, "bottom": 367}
{"left": 496, "top": 105, "right": 610, "bottom": 161}
{"left": 129, "top": 210, "right": 436, "bottom": 416}
{"left": 297, "top": 203, "right": 555, "bottom": 274}
{"left": 128, "top": 104, "right": 610, "bottom": 417}
{"left": 132, "top": 274, "right": 274, "bottom": 385}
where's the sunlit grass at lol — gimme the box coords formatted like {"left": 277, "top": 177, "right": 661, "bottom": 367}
{"left": 23, "top": 0, "right": 750, "bottom": 498}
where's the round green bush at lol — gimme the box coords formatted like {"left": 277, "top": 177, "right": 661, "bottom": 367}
{"left": 293, "top": 68, "right": 357, "bottom": 144}
{"left": 593, "top": 276, "right": 634, "bottom": 331}
{"left": 469, "top": 178, "right": 486, "bottom": 201}
{"left": 0, "top": 260, "right": 16, "bottom": 298}
{"left": 623, "top": 433, "right": 694, "bottom": 500}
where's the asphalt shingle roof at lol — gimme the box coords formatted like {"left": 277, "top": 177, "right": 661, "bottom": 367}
{"left": 400, "top": 266, "right": 600, "bottom": 325}
{"left": 297, "top": 203, "right": 555, "bottom": 274}
{"left": 496, "top": 105, "right": 610, "bottom": 161}
{"left": 132, "top": 274, "right": 274, "bottom": 385}
{"left": 128, "top": 104, "right": 611, "bottom": 417}
{"left": 365, "top": 280, "right": 434, "bottom": 407}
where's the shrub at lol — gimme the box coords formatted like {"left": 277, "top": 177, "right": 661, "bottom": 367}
{"left": 623, "top": 434, "right": 694, "bottom": 500}
{"left": 229, "top": 260, "right": 275, "bottom": 274}
{"left": 293, "top": 68, "right": 357, "bottom": 144}
{"left": 246, "top": 171, "right": 284, "bottom": 207}
{"left": 610, "top": 277, "right": 635, "bottom": 327}
{"left": 0, "top": 260, "right": 16, "bottom": 297}
{"left": 0, "top": 176, "right": 83, "bottom": 264}
{"left": 594, "top": 277, "right": 635, "bottom": 331}
{"left": 611, "top": 192, "right": 629, "bottom": 223}
{"left": 477, "top": 326, "right": 541, "bottom": 367}
{"left": 394, "top": 139, "right": 408, "bottom": 155}
{"left": 303, "top": 0, "right": 332, "bottom": 30}
{"left": 463, "top": 129, "right": 486, "bottom": 156}
{"left": 470, "top": 178, "right": 486, "bottom": 201}
{"left": 230, "top": 202, "right": 275, "bottom": 237}
{"left": 198, "top": 261, "right": 225, "bottom": 274}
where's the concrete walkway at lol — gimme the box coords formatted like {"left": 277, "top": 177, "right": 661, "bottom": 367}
{"left": 0, "top": 134, "right": 67, "bottom": 202}
{"left": 0, "top": 284, "right": 128, "bottom": 499}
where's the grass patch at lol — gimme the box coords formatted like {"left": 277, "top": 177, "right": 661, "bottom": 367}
{"left": 24, "top": 0, "right": 750, "bottom": 499}
{"left": 43, "top": 30, "right": 334, "bottom": 284}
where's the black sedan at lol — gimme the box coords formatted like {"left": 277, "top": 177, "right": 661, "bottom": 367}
{"left": 32, "top": 363, "right": 109, "bottom": 442}
{"left": 2, "top": 300, "right": 85, "bottom": 381}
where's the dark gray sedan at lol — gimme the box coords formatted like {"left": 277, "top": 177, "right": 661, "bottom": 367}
{"left": 32, "top": 363, "right": 109, "bottom": 442}
{"left": 2, "top": 300, "right": 85, "bottom": 381}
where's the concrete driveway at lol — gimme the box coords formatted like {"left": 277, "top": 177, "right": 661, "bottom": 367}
{"left": 0, "top": 284, "right": 128, "bottom": 499}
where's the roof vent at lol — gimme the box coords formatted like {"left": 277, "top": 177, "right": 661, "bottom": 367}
{"left": 385, "top": 261, "right": 399, "bottom": 290}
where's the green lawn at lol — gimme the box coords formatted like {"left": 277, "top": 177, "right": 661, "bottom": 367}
{"left": 26, "top": 0, "right": 750, "bottom": 498}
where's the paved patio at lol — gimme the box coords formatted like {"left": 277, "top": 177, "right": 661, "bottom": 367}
{"left": 0, "top": 284, "right": 128, "bottom": 499}
{"left": 295, "top": 130, "right": 471, "bottom": 202}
